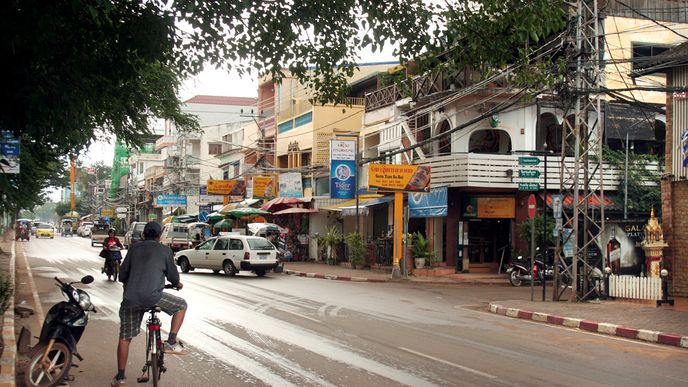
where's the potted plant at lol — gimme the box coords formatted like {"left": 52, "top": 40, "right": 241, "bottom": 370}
{"left": 344, "top": 232, "right": 365, "bottom": 269}
{"left": 410, "top": 232, "right": 435, "bottom": 269}
{"left": 319, "top": 226, "right": 343, "bottom": 265}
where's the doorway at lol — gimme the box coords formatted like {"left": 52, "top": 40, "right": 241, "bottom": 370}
{"left": 467, "top": 219, "right": 511, "bottom": 269}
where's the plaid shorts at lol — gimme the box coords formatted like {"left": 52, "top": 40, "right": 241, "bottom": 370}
{"left": 118, "top": 293, "right": 187, "bottom": 340}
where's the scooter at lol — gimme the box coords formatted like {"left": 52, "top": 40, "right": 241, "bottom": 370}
{"left": 103, "top": 245, "right": 122, "bottom": 281}
{"left": 24, "top": 275, "right": 96, "bottom": 387}
{"left": 507, "top": 249, "right": 572, "bottom": 287}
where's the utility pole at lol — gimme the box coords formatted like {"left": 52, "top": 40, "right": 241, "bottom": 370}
{"left": 555, "top": 0, "right": 606, "bottom": 301}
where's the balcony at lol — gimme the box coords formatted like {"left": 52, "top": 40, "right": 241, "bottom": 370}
{"left": 154, "top": 135, "right": 177, "bottom": 151}
{"left": 414, "top": 153, "right": 659, "bottom": 190}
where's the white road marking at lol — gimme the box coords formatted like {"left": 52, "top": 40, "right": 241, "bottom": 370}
{"left": 20, "top": 244, "right": 45, "bottom": 321}
{"left": 397, "top": 346, "right": 498, "bottom": 380}
{"left": 280, "top": 309, "right": 322, "bottom": 323}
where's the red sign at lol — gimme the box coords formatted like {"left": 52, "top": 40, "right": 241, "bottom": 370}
{"left": 527, "top": 194, "right": 537, "bottom": 219}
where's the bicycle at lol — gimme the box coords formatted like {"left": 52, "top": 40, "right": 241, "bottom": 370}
{"left": 136, "top": 284, "right": 177, "bottom": 386}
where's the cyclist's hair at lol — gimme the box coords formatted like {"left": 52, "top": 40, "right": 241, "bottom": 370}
{"left": 143, "top": 222, "right": 162, "bottom": 240}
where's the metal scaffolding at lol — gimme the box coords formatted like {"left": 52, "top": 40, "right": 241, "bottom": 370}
{"left": 555, "top": 0, "right": 607, "bottom": 301}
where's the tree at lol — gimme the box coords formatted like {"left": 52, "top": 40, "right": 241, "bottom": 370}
{"left": 1, "top": 1, "right": 567, "bottom": 213}
{"left": 602, "top": 146, "right": 662, "bottom": 216}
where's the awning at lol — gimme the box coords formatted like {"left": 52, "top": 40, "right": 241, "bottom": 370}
{"left": 606, "top": 103, "right": 656, "bottom": 141}
{"left": 323, "top": 195, "right": 393, "bottom": 216}
{"left": 543, "top": 194, "right": 619, "bottom": 211}
{"left": 272, "top": 207, "right": 318, "bottom": 215}
{"left": 218, "top": 198, "right": 261, "bottom": 213}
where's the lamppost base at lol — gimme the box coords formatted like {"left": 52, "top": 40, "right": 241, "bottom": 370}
{"left": 656, "top": 299, "right": 675, "bottom": 307}
{"left": 390, "top": 265, "right": 403, "bottom": 280}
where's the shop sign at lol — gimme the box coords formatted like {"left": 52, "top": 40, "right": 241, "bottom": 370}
{"left": 368, "top": 164, "right": 431, "bottom": 192}
{"left": 562, "top": 228, "right": 575, "bottom": 258}
{"left": 279, "top": 172, "right": 304, "bottom": 198}
{"left": 198, "top": 195, "right": 224, "bottom": 204}
{"left": 518, "top": 182, "right": 540, "bottom": 191}
{"left": 101, "top": 208, "right": 114, "bottom": 217}
{"left": 116, "top": 207, "right": 128, "bottom": 213}
{"left": 409, "top": 187, "right": 448, "bottom": 218}
{"left": 253, "top": 176, "right": 277, "bottom": 199}
{"left": 552, "top": 194, "right": 563, "bottom": 219}
{"left": 330, "top": 139, "right": 356, "bottom": 199}
{"left": 519, "top": 169, "right": 540, "bottom": 178}
{"left": 0, "top": 131, "right": 20, "bottom": 174}
{"left": 553, "top": 218, "right": 563, "bottom": 236}
{"left": 155, "top": 194, "right": 187, "bottom": 206}
{"left": 148, "top": 213, "right": 158, "bottom": 220}
{"left": 463, "top": 196, "right": 515, "bottom": 219}
{"left": 207, "top": 179, "right": 245, "bottom": 196}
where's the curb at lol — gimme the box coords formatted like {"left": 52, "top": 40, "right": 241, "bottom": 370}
{"left": 283, "top": 270, "right": 388, "bottom": 283}
{"left": 0, "top": 240, "right": 16, "bottom": 386}
{"left": 489, "top": 303, "right": 688, "bottom": 349}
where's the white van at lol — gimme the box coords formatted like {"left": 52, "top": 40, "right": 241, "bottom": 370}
{"left": 160, "top": 223, "right": 189, "bottom": 252}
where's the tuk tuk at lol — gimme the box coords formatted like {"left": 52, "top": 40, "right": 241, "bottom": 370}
{"left": 15, "top": 219, "right": 30, "bottom": 241}
{"left": 186, "top": 222, "right": 211, "bottom": 248}
{"left": 61, "top": 219, "right": 74, "bottom": 237}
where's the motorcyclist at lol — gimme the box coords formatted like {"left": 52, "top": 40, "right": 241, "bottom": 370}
{"left": 101, "top": 228, "right": 123, "bottom": 278}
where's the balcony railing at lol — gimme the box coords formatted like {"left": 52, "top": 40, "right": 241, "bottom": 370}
{"left": 364, "top": 84, "right": 405, "bottom": 112}
{"left": 154, "top": 135, "right": 177, "bottom": 151}
{"left": 414, "top": 153, "right": 659, "bottom": 189}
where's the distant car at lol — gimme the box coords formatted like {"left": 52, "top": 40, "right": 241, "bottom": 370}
{"left": 31, "top": 221, "right": 41, "bottom": 236}
{"left": 35, "top": 223, "right": 55, "bottom": 239}
{"left": 124, "top": 222, "right": 146, "bottom": 248}
{"left": 77, "top": 222, "right": 94, "bottom": 237}
{"left": 174, "top": 235, "right": 280, "bottom": 277}
{"left": 90, "top": 223, "right": 110, "bottom": 247}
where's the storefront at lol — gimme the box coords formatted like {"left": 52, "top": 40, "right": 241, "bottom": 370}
{"left": 460, "top": 195, "right": 516, "bottom": 271}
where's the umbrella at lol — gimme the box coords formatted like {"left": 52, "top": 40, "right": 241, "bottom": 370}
{"left": 162, "top": 215, "right": 178, "bottom": 225}
{"left": 272, "top": 207, "right": 318, "bottom": 215}
{"left": 207, "top": 212, "right": 224, "bottom": 221}
{"left": 62, "top": 211, "right": 80, "bottom": 218}
{"left": 212, "top": 219, "right": 233, "bottom": 232}
{"left": 260, "top": 197, "right": 306, "bottom": 211}
{"left": 226, "top": 207, "right": 270, "bottom": 218}
{"left": 218, "top": 199, "right": 261, "bottom": 214}
{"left": 247, "top": 223, "right": 286, "bottom": 235}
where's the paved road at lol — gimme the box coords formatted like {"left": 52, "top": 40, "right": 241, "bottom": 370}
{"left": 16, "top": 236, "right": 688, "bottom": 386}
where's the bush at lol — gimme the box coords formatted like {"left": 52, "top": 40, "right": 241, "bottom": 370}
{"left": 0, "top": 272, "right": 13, "bottom": 315}
{"left": 344, "top": 232, "right": 365, "bottom": 267}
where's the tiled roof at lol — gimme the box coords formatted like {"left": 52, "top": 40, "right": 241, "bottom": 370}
{"left": 183, "top": 95, "right": 257, "bottom": 106}
{"left": 632, "top": 41, "right": 688, "bottom": 77}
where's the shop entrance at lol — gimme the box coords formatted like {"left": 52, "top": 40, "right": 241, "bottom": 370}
{"left": 467, "top": 219, "right": 511, "bottom": 269}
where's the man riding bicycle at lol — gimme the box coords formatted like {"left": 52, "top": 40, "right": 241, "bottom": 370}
{"left": 112, "top": 222, "right": 187, "bottom": 386}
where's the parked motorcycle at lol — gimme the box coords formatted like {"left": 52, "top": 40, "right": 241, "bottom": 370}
{"left": 102, "top": 245, "right": 122, "bottom": 281}
{"left": 24, "top": 275, "right": 96, "bottom": 387}
{"left": 507, "top": 249, "right": 572, "bottom": 287}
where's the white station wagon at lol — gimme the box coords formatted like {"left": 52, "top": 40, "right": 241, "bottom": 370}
{"left": 174, "top": 235, "right": 280, "bottom": 277}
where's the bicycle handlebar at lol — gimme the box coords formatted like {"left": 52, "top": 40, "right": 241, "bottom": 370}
{"left": 164, "top": 284, "right": 180, "bottom": 290}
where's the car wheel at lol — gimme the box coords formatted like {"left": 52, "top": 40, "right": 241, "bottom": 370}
{"left": 255, "top": 269, "right": 266, "bottom": 277}
{"left": 179, "top": 257, "right": 192, "bottom": 273}
{"left": 91, "top": 241, "right": 94, "bottom": 247}
{"left": 223, "top": 260, "right": 237, "bottom": 277}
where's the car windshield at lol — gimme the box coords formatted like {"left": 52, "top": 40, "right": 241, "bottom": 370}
{"left": 37, "top": 223, "right": 52, "bottom": 229}
{"left": 247, "top": 238, "right": 275, "bottom": 250}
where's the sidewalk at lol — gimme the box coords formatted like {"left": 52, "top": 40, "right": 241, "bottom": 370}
{"left": 0, "top": 233, "right": 15, "bottom": 387}
{"left": 282, "top": 261, "right": 688, "bottom": 349}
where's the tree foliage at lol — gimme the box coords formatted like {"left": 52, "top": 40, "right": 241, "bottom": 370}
{"left": 0, "top": 0, "right": 569, "bottom": 214}
{"left": 603, "top": 146, "right": 662, "bottom": 216}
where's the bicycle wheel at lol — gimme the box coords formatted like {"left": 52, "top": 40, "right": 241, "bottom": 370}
{"left": 149, "top": 331, "right": 161, "bottom": 387}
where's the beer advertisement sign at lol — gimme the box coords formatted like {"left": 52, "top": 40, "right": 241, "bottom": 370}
{"left": 253, "top": 176, "right": 277, "bottom": 199}
{"left": 368, "top": 164, "right": 431, "bottom": 192}
{"left": 207, "top": 179, "right": 245, "bottom": 196}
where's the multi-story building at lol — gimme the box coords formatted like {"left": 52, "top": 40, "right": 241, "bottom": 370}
{"left": 153, "top": 95, "right": 257, "bottom": 215}
{"left": 355, "top": 4, "right": 684, "bottom": 274}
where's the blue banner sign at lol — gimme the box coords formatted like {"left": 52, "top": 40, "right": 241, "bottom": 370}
{"left": 330, "top": 140, "right": 356, "bottom": 199}
{"left": 409, "top": 187, "right": 448, "bottom": 218}
{"left": 156, "top": 194, "right": 187, "bottom": 206}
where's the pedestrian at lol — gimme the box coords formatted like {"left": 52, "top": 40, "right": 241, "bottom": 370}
{"left": 111, "top": 222, "right": 187, "bottom": 386}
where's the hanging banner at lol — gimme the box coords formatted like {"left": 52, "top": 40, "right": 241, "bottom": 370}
{"left": 207, "top": 179, "right": 245, "bottom": 196}
{"left": 330, "top": 139, "right": 356, "bottom": 199}
{"left": 155, "top": 194, "right": 187, "bottom": 206}
{"left": 462, "top": 196, "right": 515, "bottom": 219}
{"left": 409, "top": 187, "right": 448, "bottom": 218}
{"left": 253, "top": 176, "right": 277, "bottom": 199}
{"left": 278, "top": 172, "right": 304, "bottom": 198}
{"left": 368, "top": 164, "right": 431, "bottom": 192}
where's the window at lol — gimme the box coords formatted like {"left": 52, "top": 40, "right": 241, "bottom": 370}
{"left": 197, "top": 239, "right": 216, "bottom": 250}
{"left": 214, "top": 239, "right": 229, "bottom": 250}
{"left": 229, "top": 239, "right": 244, "bottom": 250}
{"left": 222, "top": 169, "right": 229, "bottom": 180}
{"left": 208, "top": 143, "right": 223, "bottom": 155}
{"left": 247, "top": 238, "right": 275, "bottom": 250}
{"left": 138, "top": 162, "right": 144, "bottom": 174}
{"left": 233, "top": 162, "right": 240, "bottom": 177}
{"left": 632, "top": 43, "right": 672, "bottom": 71}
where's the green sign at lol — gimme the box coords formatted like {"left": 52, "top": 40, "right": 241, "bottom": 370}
{"left": 519, "top": 156, "right": 540, "bottom": 166}
{"left": 519, "top": 169, "right": 540, "bottom": 178}
{"left": 518, "top": 182, "right": 540, "bottom": 191}
{"left": 148, "top": 214, "right": 158, "bottom": 220}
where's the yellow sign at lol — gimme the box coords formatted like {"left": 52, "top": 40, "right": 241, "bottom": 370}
{"left": 477, "top": 197, "right": 515, "bottom": 218}
{"left": 207, "top": 180, "right": 245, "bottom": 196}
{"left": 252, "top": 176, "right": 277, "bottom": 199}
{"left": 101, "top": 209, "right": 114, "bottom": 217}
{"left": 368, "top": 164, "right": 431, "bottom": 192}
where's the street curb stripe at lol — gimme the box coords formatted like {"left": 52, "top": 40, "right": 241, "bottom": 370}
{"left": 281, "top": 270, "right": 388, "bottom": 283}
{"left": 487, "top": 303, "right": 688, "bottom": 349}
{"left": 0, "top": 239, "right": 16, "bottom": 386}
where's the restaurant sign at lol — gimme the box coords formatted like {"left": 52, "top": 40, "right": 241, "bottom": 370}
{"left": 207, "top": 179, "right": 245, "bottom": 196}
{"left": 368, "top": 164, "right": 431, "bottom": 192}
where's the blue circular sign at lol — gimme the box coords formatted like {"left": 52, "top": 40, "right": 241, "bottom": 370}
{"left": 199, "top": 211, "right": 209, "bottom": 222}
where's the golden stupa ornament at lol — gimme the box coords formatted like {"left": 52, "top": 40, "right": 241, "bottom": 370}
{"left": 643, "top": 208, "right": 664, "bottom": 244}
{"left": 641, "top": 208, "right": 668, "bottom": 278}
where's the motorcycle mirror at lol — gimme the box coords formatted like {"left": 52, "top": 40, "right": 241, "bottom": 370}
{"left": 81, "top": 275, "right": 94, "bottom": 284}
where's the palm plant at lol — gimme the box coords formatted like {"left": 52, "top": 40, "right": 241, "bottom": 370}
{"left": 344, "top": 232, "right": 365, "bottom": 268}
{"left": 319, "top": 226, "right": 343, "bottom": 265}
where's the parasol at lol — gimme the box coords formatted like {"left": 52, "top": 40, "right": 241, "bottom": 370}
{"left": 225, "top": 207, "right": 270, "bottom": 218}
{"left": 62, "top": 211, "right": 80, "bottom": 218}
{"left": 218, "top": 199, "right": 261, "bottom": 214}
{"left": 162, "top": 215, "right": 178, "bottom": 225}
{"left": 260, "top": 197, "right": 307, "bottom": 211}
{"left": 272, "top": 207, "right": 318, "bottom": 215}
{"left": 247, "top": 223, "right": 286, "bottom": 235}
{"left": 212, "top": 219, "right": 233, "bottom": 232}
{"left": 207, "top": 212, "right": 224, "bottom": 221}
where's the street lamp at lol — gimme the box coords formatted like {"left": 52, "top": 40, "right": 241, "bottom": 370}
{"left": 657, "top": 268, "right": 674, "bottom": 306}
